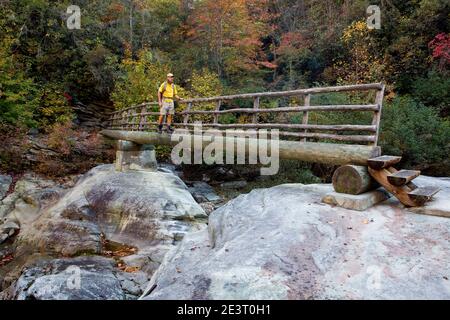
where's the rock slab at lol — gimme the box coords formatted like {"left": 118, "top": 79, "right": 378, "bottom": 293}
{"left": 144, "top": 181, "right": 450, "bottom": 300}
{"left": 322, "top": 189, "right": 391, "bottom": 211}
{"left": 17, "top": 164, "right": 207, "bottom": 256}
{"left": 407, "top": 176, "right": 450, "bottom": 218}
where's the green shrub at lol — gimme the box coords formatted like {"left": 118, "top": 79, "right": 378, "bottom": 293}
{"left": 412, "top": 71, "right": 450, "bottom": 117}
{"left": 379, "top": 96, "right": 450, "bottom": 171}
{"left": 0, "top": 38, "right": 39, "bottom": 127}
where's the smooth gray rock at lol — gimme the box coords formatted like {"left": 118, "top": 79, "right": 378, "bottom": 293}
{"left": 0, "top": 175, "right": 12, "bottom": 200}
{"left": 17, "top": 164, "right": 206, "bottom": 256}
{"left": 13, "top": 256, "right": 125, "bottom": 300}
{"left": 220, "top": 180, "right": 248, "bottom": 190}
{"left": 143, "top": 180, "right": 450, "bottom": 300}
{"left": 117, "top": 271, "right": 150, "bottom": 297}
{"left": 0, "top": 220, "right": 20, "bottom": 243}
{"left": 189, "top": 182, "right": 222, "bottom": 203}
{"left": 1, "top": 164, "right": 206, "bottom": 300}
{"left": 0, "top": 174, "right": 62, "bottom": 220}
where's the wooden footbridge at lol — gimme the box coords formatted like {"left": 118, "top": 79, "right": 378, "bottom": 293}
{"left": 101, "top": 83, "right": 439, "bottom": 207}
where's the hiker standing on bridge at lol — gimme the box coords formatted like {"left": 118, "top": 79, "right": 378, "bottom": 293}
{"left": 158, "top": 73, "right": 183, "bottom": 133}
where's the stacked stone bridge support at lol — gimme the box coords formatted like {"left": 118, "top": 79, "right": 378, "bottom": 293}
{"left": 115, "top": 140, "right": 157, "bottom": 172}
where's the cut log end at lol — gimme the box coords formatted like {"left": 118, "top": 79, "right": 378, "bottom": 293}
{"left": 332, "top": 165, "right": 378, "bottom": 195}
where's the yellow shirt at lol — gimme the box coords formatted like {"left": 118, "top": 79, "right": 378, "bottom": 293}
{"left": 159, "top": 82, "right": 178, "bottom": 103}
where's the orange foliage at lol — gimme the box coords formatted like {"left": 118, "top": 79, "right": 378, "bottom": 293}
{"left": 185, "top": 0, "right": 273, "bottom": 76}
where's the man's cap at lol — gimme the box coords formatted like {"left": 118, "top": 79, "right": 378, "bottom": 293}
{"left": 167, "top": 73, "right": 174, "bottom": 77}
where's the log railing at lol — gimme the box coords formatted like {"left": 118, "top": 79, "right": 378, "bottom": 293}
{"left": 107, "top": 83, "right": 385, "bottom": 146}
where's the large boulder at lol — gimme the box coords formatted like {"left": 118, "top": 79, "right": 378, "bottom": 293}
{"left": 0, "top": 174, "right": 64, "bottom": 245}
{"left": 143, "top": 179, "right": 450, "bottom": 300}
{"left": 0, "top": 174, "right": 61, "bottom": 220}
{"left": 1, "top": 164, "right": 207, "bottom": 299}
{"left": 16, "top": 164, "right": 207, "bottom": 257}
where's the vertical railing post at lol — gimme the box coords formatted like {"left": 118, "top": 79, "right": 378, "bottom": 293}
{"left": 372, "top": 85, "right": 385, "bottom": 146}
{"left": 213, "top": 100, "right": 221, "bottom": 126}
{"left": 132, "top": 107, "right": 138, "bottom": 131}
{"left": 252, "top": 97, "right": 260, "bottom": 124}
{"left": 128, "top": 108, "right": 132, "bottom": 131}
{"left": 138, "top": 104, "right": 146, "bottom": 131}
{"left": 121, "top": 110, "right": 127, "bottom": 130}
{"left": 184, "top": 102, "right": 192, "bottom": 131}
{"left": 110, "top": 113, "right": 115, "bottom": 129}
{"left": 302, "top": 94, "right": 311, "bottom": 142}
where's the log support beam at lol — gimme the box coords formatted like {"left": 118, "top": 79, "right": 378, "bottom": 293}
{"left": 101, "top": 130, "right": 381, "bottom": 166}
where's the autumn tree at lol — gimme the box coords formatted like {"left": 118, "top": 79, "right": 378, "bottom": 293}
{"left": 183, "top": 0, "right": 270, "bottom": 81}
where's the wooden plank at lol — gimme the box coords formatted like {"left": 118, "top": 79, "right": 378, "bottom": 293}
{"left": 387, "top": 170, "right": 421, "bottom": 186}
{"left": 274, "top": 132, "right": 376, "bottom": 143}
{"left": 110, "top": 102, "right": 158, "bottom": 115}
{"left": 368, "top": 156, "right": 402, "bottom": 170}
{"left": 178, "top": 83, "right": 384, "bottom": 103}
{"left": 166, "top": 122, "right": 376, "bottom": 132}
{"left": 368, "top": 167, "right": 418, "bottom": 207}
{"left": 109, "top": 105, "right": 380, "bottom": 121}
{"left": 108, "top": 84, "right": 383, "bottom": 115}
{"left": 179, "top": 105, "right": 380, "bottom": 115}
{"left": 408, "top": 187, "right": 440, "bottom": 206}
{"left": 133, "top": 125, "right": 376, "bottom": 142}
{"left": 385, "top": 166, "right": 418, "bottom": 190}
{"left": 302, "top": 94, "right": 310, "bottom": 142}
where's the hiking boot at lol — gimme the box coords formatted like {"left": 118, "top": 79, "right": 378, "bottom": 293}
{"left": 167, "top": 126, "right": 174, "bottom": 134}
{"left": 157, "top": 125, "right": 163, "bottom": 134}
